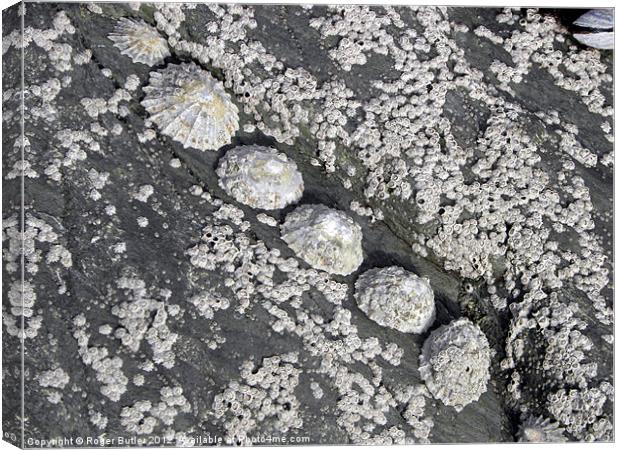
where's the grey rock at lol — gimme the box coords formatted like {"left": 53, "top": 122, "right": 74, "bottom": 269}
{"left": 1, "top": 3, "right": 612, "bottom": 446}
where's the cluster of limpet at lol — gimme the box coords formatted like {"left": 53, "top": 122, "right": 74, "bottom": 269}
{"left": 281, "top": 204, "right": 363, "bottom": 276}
{"left": 108, "top": 18, "right": 171, "bottom": 66}
{"left": 419, "top": 318, "right": 491, "bottom": 412}
{"left": 141, "top": 62, "right": 239, "bottom": 151}
{"left": 354, "top": 266, "right": 435, "bottom": 334}
{"left": 217, "top": 145, "right": 304, "bottom": 210}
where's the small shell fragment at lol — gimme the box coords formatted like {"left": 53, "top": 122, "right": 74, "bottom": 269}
{"left": 108, "top": 18, "right": 170, "bottom": 66}
{"left": 217, "top": 145, "right": 304, "bottom": 210}
{"left": 281, "top": 204, "right": 363, "bottom": 276}
{"left": 141, "top": 62, "right": 240, "bottom": 151}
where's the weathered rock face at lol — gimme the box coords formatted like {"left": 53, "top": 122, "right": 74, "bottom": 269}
{"left": 2, "top": 3, "right": 613, "bottom": 447}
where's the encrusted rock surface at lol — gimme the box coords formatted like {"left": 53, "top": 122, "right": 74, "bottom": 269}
{"left": 2, "top": 3, "right": 613, "bottom": 446}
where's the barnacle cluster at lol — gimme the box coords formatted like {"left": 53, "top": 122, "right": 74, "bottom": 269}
{"left": 108, "top": 18, "right": 171, "bottom": 66}
{"left": 141, "top": 62, "right": 239, "bottom": 151}
{"left": 120, "top": 386, "right": 189, "bottom": 435}
{"left": 280, "top": 204, "right": 363, "bottom": 276}
{"left": 354, "top": 266, "right": 435, "bottom": 334}
{"left": 419, "top": 318, "right": 492, "bottom": 412}
{"left": 217, "top": 145, "right": 304, "bottom": 210}
{"left": 211, "top": 354, "right": 302, "bottom": 444}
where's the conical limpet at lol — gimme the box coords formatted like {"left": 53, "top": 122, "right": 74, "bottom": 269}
{"left": 217, "top": 145, "right": 304, "bottom": 210}
{"left": 518, "top": 415, "right": 567, "bottom": 443}
{"left": 108, "top": 18, "right": 170, "bottom": 66}
{"left": 141, "top": 62, "right": 239, "bottom": 151}
{"left": 419, "top": 318, "right": 491, "bottom": 412}
{"left": 354, "top": 266, "right": 435, "bottom": 334}
{"left": 281, "top": 204, "right": 363, "bottom": 276}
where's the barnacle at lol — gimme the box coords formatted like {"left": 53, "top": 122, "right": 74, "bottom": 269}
{"left": 107, "top": 18, "right": 171, "bottom": 66}
{"left": 354, "top": 266, "right": 435, "bottom": 334}
{"left": 281, "top": 204, "right": 363, "bottom": 276}
{"left": 517, "top": 415, "right": 567, "bottom": 442}
{"left": 419, "top": 318, "right": 491, "bottom": 412}
{"left": 217, "top": 145, "right": 304, "bottom": 210}
{"left": 141, "top": 62, "right": 239, "bottom": 151}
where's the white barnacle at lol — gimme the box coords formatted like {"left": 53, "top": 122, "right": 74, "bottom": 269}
{"left": 108, "top": 18, "right": 170, "bottom": 66}
{"left": 217, "top": 145, "right": 304, "bottom": 210}
{"left": 419, "top": 318, "right": 491, "bottom": 412}
{"left": 517, "top": 415, "right": 567, "bottom": 442}
{"left": 354, "top": 266, "right": 435, "bottom": 334}
{"left": 281, "top": 204, "right": 363, "bottom": 276}
{"left": 141, "top": 62, "right": 239, "bottom": 151}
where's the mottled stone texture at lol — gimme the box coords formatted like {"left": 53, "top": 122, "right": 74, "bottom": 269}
{"left": 3, "top": 3, "right": 24, "bottom": 448}
{"left": 2, "top": 3, "right": 613, "bottom": 447}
